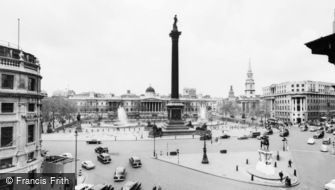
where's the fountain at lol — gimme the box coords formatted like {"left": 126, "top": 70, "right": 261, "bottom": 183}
{"left": 117, "top": 106, "right": 128, "bottom": 125}
{"left": 198, "top": 105, "right": 208, "bottom": 122}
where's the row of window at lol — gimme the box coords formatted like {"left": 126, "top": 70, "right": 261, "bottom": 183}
{"left": 1, "top": 73, "right": 37, "bottom": 91}
{"left": 0, "top": 103, "right": 36, "bottom": 113}
{"left": 0, "top": 152, "right": 36, "bottom": 170}
{"left": 0, "top": 124, "right": 35, "bottom": 148}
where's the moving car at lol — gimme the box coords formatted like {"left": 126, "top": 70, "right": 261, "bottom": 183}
{"left": 60, "top": 153, "right": 73, "bottom": 159}
{"left": 121, "top": 181, "right": 141, "bottom": 190}
{"left": 237, "top": 135, "right": 248, "bottom": 140}
{"left": 86, "top": 139, "right": 101, "bottom": 144}
{"left": 114, "top": 167, "right": 127, "bottom": 182}
{"left": 95, "top": 147, "right": 109, "bottom": 154}
{"left": 81, "top": 160, "right": 95, "bottom": 170}
{"left": 325, "top": 179, "right": 335, "bottom": 190}
{"left": 313, "top": 131, "right": 325, "bottom": 139}
{"left": 264, "top": 128, "right": 273, "bottom": 135}
{"left": 220, "top": 134, "right": 230, "bottom": 139}
{"left": 320, "top": 144, "right": 329, "bottom": 152}
{"left": 249, "top": 131, "right": 261, "bottom": 138}
{"left": 300, "top": 125, "right": 308, "bottom": 132}
{"left": 279, "top": 129, "right": 289, "bottom": 137}
{"left": 322, "top": 137, "right": 332, "bottom": 145}
{"left": 75, "top": 183, "right": 93, "bottom": 190}
{"left": 327, "top": 128, "right": 334, "bottom": 134}
{"left": 129, "top": 156, "right": 142, "bottom": 168}
{"left": 307, "top": 137, "right": 315, "bottom": 145}
{"left": 97, "top": 153, "right": 111, "bottom": 164}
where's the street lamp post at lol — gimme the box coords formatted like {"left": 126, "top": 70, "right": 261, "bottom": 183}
{"left": 201, "top": 134, "right": 209, "bottom": 164}
{"left": 153, "top": 123, "right": 157, "bottom": 158}
{"left": 74, "top": 129, "right": 78, "bottom": 186}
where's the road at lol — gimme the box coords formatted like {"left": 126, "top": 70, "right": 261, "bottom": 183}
{"left": 42, "top": 127, "right": 335, "bottom": 190}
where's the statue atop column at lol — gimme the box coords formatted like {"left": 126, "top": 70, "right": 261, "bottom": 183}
{"left": 173, "top": 15, "right": 178, "bottom": 31}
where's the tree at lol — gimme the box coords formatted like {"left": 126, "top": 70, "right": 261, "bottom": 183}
{"left": 219, "top": 100, "right": 240, "bottom": 117}
{"left": 42, "top": 97, "right": 77, "bottom": 128}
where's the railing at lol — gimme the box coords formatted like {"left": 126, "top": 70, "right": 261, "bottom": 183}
{"left": 0, "top": 56, "right": 20, "bottom": 67}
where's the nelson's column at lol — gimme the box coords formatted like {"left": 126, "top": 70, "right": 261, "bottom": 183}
{"left": 162, "top": 15, "right": 195, "bottom": 136}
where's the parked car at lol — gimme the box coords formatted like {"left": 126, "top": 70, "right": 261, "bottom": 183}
{"left": 95, "top": 147, "right": 108, "bottom": 154}
{"left": 237, "top": 135, "right": 249, "bottom": 140}
{"left": 325, "top": 179, "right": 335, "bottom": 190}
{"left": 307, "top": 138, "right": 315, "bottom": 145}
{"left": 279, "top": 129, "right": 289, "bottom": 137}
{"left": 220, "top": 134, "right": 230, "bottom": 139}
{"left": 264, "top": 128, "right": 273, "bottom": 135}
{"left": 114, "top": 167, "right": 127, "bottom": 182}
{"left": 81, "top": 160, "right": 95, "bottom": 170}
{"left": 86, "top": 139, "right": 101, "bottom": 144}
{"left": 97, "top": 153, "right": 111, "bottom": 164}
{"left": 320, "top": 144, "right": 329, "bottom": 152}
{"left": 60, "top": 153, "right": 73, "bottom": 159}
{"left": 121, "top": 181, "right": 141, "bottom": 190}
{"left": 322, "top": 137, "right": 332, "bottom": 145}
{"left": 129, "top": 156, "right": 142, "bottom": 168}
{"left": 88, "top": 184, "right": 114, "bottom": 190}
{"left": 313, "top": 131, "right": 325, "bottom": 139}
{"left": 75, "top": 183, "right": 93, "bottom": 190}
{"left": 249, "top": 131, "right": 261, "bottom": 138}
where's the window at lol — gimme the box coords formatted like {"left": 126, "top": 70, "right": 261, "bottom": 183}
{"left": 27, "top": 152, "right": 35, "bottom": 163}
{"left": 28, "top": 77, "right": 36, "bottom": 91}
{"left": 1, "top": 127, "right": 13, "bottom": 147}
{"left": 1, "top": 74, "right": 14, "bottom": 89}
{"left": 0, "top": 158, "right": 13, "bottom": 169}
{"left": 28, "top": 103, "right": 35, "bottom": 112}
{"left": 1, "top": 103, "right": 14, "bottom": 113}
{"left": 27, "top": 125, "right": 35, "bottom": 143}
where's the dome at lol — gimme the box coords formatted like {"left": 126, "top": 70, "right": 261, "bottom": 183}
{"left": 145, "top": 86, "right": 155, "bottom": 93}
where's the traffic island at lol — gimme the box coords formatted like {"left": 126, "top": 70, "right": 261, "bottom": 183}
{"left": 155, "top": 151, "right": 299, "bottom": 188}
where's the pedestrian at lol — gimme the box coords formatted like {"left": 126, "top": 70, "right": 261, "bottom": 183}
{"left": 288, "top": 159, "right": 292, "bottom": 167}
{"left": 152, "top": 185, "right": 157, "bottom": 190}
{"left": 279, "top": 171, "right": 283, "bottom": 181}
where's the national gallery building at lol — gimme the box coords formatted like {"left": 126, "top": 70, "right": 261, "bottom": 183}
{"left": 68, "top": 86, "right": 219, "bottom": 120}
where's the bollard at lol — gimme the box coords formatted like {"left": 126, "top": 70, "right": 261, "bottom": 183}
{"left": 251, "top": 174, "right": 254, "bottom": 181}
{"left": 246, "top": 159, "right": 249, "bottom": 165}
{"left": 236, "top": 165, "right": 238, "bottom": 171}
{"left": 274, "top": 162, "right": 277, "bottom": 168}
{"left": 294, "top": 169, "right": 297, "bottom": 176}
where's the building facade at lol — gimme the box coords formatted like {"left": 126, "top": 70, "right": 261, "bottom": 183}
{"left": 70, "top": 86, "right": 219, "bottom": 120}
{"left": 238, "top": 62, "right": 261, "bottom": 116}
{"left": 0, "top": 43, "right": 43, "bottom": 174}
{"left": 263, "top": 81, "right": 335, "bottom": 123}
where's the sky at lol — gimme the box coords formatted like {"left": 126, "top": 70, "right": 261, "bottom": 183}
{"left": 1, "top": 0, "right": 335, "bottom": 97}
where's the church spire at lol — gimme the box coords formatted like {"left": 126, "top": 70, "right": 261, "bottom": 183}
{"left": 245, "top": 59, "right": 255, "bottom": 97}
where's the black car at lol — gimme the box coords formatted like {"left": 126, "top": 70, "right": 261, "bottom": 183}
{"left": 220, "top": 134, "right": 230, "bottom": 139}
{"left": 86, "top": 139, "right": 102, "bottom": 144}
{"left": 97, "top": 153, "right": 111, "bottom": 164}
{"left": 264, "top": 128, "right": 273, "bottom": 135}
{"left": 279, "top": 129, "right": 289, "bottom": 137}
{"left": 95, "top": 146, "right": 108, "bottom": 154}
{"left": 313, "top": 130, "right": 325, "bottom": 139}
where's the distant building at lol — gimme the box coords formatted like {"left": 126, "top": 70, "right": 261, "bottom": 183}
{"left": 70, "top": 86, "right": 219, "bottom": 120}
{"left": 263, "top": 81, "right": 335, "bottom": 123}
{"left": 0, "top": 43, "right": 43, "bottom": 174}
{"left": 52, "top": 89, "right": 75, "bottom": 98}
{"left": 183, "top": 88, "right": 197, "bottom": 98}
{"left": 238, "top": 61, "right": 261, "bottom": 116}
{"left": 228, "top": 85, "right": 236, "bottom": 101}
